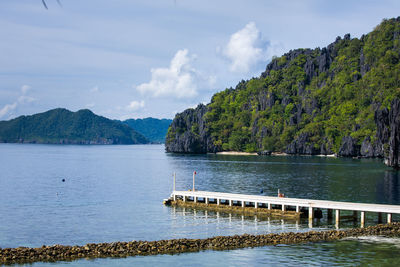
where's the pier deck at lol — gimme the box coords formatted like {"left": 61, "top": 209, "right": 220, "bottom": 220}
{"left": 171, "top": 190, "right": 400, "bottom": 226}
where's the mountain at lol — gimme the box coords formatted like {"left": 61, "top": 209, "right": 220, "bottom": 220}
{"left": 0, "top": 108, "right": 149, "bottom": 144}
{"left": 166, "top": 17, "right": 400, "bottom": 168}
{"left": 123, "top": 118, "right": 172, "bottom": 143}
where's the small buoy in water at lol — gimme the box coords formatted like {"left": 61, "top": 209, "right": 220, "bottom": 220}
{"left": 260, "top": 189, "right": 264, "bottom": 194}
{"left": 62, "top": 179, "right": 65, "bottom": 182}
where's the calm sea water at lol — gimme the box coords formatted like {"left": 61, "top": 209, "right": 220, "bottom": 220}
{"left": 0, "top": 144, "right": 399, "bottom": 266}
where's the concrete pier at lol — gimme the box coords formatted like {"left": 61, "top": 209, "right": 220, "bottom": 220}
{"left": 168, "top": 190, "right": 400, "bottom": 226}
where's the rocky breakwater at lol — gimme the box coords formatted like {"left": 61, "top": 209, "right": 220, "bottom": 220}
{"left": 1, "top": 223, "right": 400, "bottom": 265}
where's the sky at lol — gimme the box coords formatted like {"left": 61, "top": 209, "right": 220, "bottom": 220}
{"left": 0, "top": 0, "right": 399, "bottom": 120}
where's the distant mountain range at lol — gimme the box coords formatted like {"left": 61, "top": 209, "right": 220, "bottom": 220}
{"left": 0, "top": 108, "right": 149, "bottom": 144}
{"left": 122, "top": 118, "right": 172, "bottom": 143}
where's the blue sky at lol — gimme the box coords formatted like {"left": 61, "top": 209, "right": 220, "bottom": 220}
{"left": 0, "top": 0, "right": 399, "bottom": 120}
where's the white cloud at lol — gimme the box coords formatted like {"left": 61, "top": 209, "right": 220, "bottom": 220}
{"left": 136, "top": 49, "right": 198, "bottom": 98}
{"left": 223, "top": 22, "right": 267, "bottom": 73}
{"left": 21, "top": 85, "right": 31, "bottom": 94}
{"left": 18, "top": 95, "right": 35, "bottom": 104}
{"left": 90, "top": 86, "right": 99, "bottom": 93}
{"left": 86, "top": 103, "right": 95, "bottom": 108}
{"left": 0, "top": 85, "right": 36, "bottom": 119}
{"left": 0, "top": 103, "right": 18, "bottom": 119}
{"left": 126, "top": 100, "right": 145, "bottom": 111}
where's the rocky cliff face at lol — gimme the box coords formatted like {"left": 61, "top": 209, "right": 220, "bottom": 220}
{"left": 165, "top": 104, "right": 218, "bottom": 153}
{"left": 165, "top": 17, "right": 400, "bottom": 168}
{"left": 166, "top": 98, "right": 400, "bottom": 166}
{"left": 382, "top": 99, "right": 400, "bottom": 168}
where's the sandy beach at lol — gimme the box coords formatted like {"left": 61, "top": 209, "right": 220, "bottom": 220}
{"left": 216, "top": 151, "right": 258, "bottom": 155}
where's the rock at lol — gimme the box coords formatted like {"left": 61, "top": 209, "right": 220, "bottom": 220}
{"left": 320, "top": 141, "right": 333, "bottom": 155}
{"left": 165, "top": 104, "right": 217, "bottom": 153}
{"left": 1, "top": 223, "right": 400, "bottom": 265}
{"left": 360, "top": 136, "right": 375, "bottom": 157}
{"left": 387, "top": 99, "right": 400, "bottom": 168}
{"left": 286, "top": 133, "right": 319, "bottom": 155}
{"left": 338, "top": 136, "right": 360, "bottom": 157}
{"left": 164, "top": 18, "right": 400, "bottom": 167}
{"left": 258, "top": 150, "right": 272, "bottom": 156}
{"left": 359, "top": 48, "right": 370, "bottom": 77}
{"left": 375, "top": 106, "right": 390, "bottom": 157}
{"left": 374, "top": 98, "right": 400, "bottom": 168}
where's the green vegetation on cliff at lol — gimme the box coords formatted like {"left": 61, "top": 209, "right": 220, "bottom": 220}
{"left": 166, "top": 17, "right": 400, "bottom": 157}
{"left": 0, "top": 108, "right": 149, "bottom": 144}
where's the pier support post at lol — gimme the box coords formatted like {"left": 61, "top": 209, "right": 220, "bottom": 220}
{"left": 217, "top": 198, "right": 220, "bottom": 205}
{"left": 335, "top": 210, "right": 340, "bottom": 226}
{"left": 361, "top": 211, "right": 365, "bottom": 228}
{"left": 296, "top": 206, "right": 300, "bottom": 213}
{"left": 229, "top": 200, "right": 233, "bottom": 206}
{"left": 205, "top": 198, "right": 209, "bottom": 204}
{"left": 192, "top": 171, "right": 196, "bottom": 191}
{"left": 353, "top": 211, "right": 358, "bottom": 221}
{"left": 194, "top": 197, "right": 197, "bottom": 203}
{"left": 183, "top": 196, "right": 186, "bottom": 202}
{"left": 242, "top": 201, "right": 245, "bottom": 208}
{"left": 309, "top": 207, "right": 313, "bottom": 220}
{"left": 282, "top": 204, "right": 286, "bottom": 212}
{"left": 267, "top": 203, "right": 271, "bottom": 210}
{"left": 173, "top": 194, "right": 176, "bottom": 201}
{"left": 388, "top": 213, "right": 392, "bottom": 223}
{"left": 255, "top": 202, "right": 258, "bottom": 209}
{"left": 378, "top": 212, "right": 383, "bottom": 223}
{"left": 327, "top": 209, "right": 333, "bottom": 220}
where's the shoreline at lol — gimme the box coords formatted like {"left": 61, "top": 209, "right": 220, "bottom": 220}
{"left": 1, "top": 223, "right": 399, "bottom": 265}
{"left": 214, "top": 151, "right": 336, "bottom": 157}
{"left": 216, "top": 151, "right": 258, "bottom": 155}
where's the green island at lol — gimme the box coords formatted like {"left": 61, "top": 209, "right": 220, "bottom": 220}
{"left": 0, "top": 108, "right": 149, "bottom": 144}
{"left": 166, "top": 17, "right": 400, "bottom": 168}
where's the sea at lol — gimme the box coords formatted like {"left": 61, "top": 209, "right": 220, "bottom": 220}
{"left": 0, "top": 144, "right": 399, "bottom": 266}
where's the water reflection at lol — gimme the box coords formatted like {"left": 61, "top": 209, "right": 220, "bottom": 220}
{"left": 376, "top": 170, "right": 400, "bottom": 204}
{"left": 167, "top": 153, "right": 400, "bottom": 206}
{"left": 169, "top": 205, "right": 334, "bottom": 235}
{"left": 1, "top": 144, "right": 399, "bottom": 266}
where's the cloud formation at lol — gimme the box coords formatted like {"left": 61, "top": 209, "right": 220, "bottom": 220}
{"left": 136, "top": 49, "right": 198, "bottom": 98}
{"left": 223, "top": 22, "right": 267, "bottom": 73}
{"left": 126, "top": 100, "right": 145, "bottom": 111}
{"left": 90, "top": 86, "right": 99, "bottom": 93}
{"left": 0, "top": 85, "right": 35, "bottom": 119}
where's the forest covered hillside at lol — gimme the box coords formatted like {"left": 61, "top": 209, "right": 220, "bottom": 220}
{"left": 0, "top": 108, "right": 149, "bottom": 145}
{"left": 166, "top": 17, "right": 400, "bottom": 168}
{"left": 123, "top": 118, "right": 172, "bottom": 143}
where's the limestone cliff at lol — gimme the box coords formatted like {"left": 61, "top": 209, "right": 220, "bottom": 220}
{"left": 165, "top": 17, "right": 400, "bottom": 168}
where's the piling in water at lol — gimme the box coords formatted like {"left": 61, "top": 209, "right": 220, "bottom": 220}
{"left": 1, "top": 223, "right": 400, "bottom": 265}
{"left": 169, "top": 199, "right": 302, "bottom": 219}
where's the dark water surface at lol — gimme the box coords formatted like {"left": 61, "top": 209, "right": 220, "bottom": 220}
{"left": 0, "top": 144, "right": 399, "bottom": 266}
